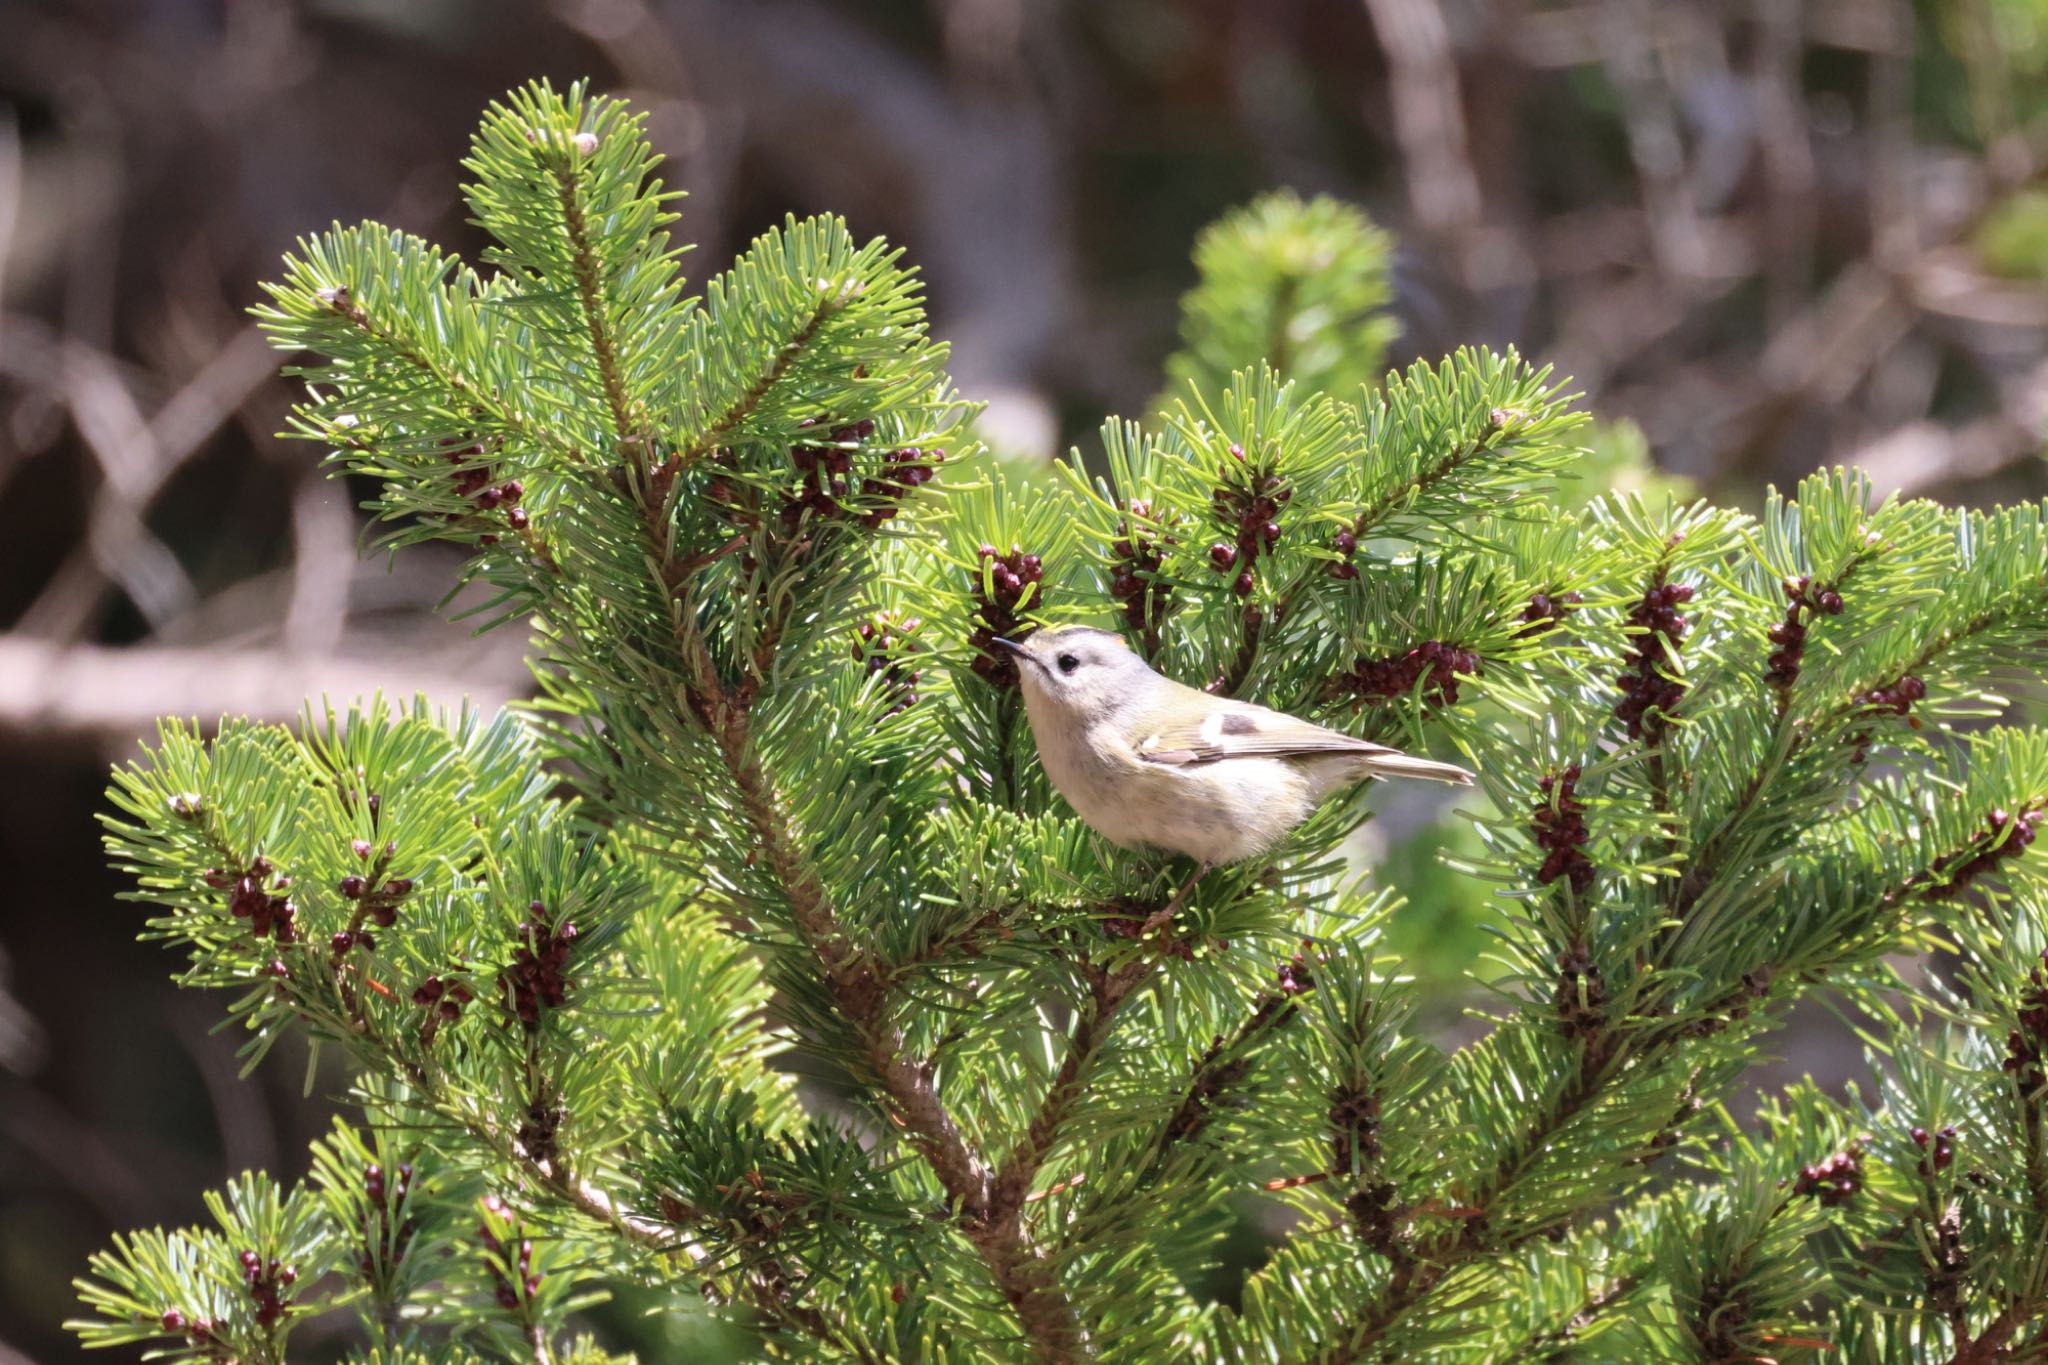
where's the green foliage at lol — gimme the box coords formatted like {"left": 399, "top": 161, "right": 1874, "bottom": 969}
{"left": 1160, "top": 190, "right": 1398, "bottom": 409}
{"left": 76, "top": 79, "right": 2048, "bottom": 1364}
{"left": 1569, "top": 419, "right": 1697, "bottom": 509}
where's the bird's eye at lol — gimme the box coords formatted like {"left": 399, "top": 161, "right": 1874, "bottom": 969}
{"left": 1056, "top": 653, "right": 1079, "bottom": 675}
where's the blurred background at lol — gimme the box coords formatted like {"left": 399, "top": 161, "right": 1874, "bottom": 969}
{"left": 4, "top": 0, "right": 2048, "bottom": 1359}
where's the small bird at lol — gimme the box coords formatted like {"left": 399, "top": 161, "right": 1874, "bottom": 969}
{"left": 999, "top": 625, "right": 1472, "bottom": 921}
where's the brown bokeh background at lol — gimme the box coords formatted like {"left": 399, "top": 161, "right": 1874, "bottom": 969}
{"left": 4, "top": 1, "right": 2047, "bottom": 1359}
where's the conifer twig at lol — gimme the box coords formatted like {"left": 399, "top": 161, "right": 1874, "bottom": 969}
{"left": 709, "top": 658, "right": 1087, "bottom": 1362}
{"left": 679, "top": 300, "right": 839, "bottom": 469}
{"left": 635, "top": 490, "right": 1088, "bottom": 1362}
{"left": 991, "top": 959, "right": 1152, "bottom": 1221}
{"left": 551, "top": 144, "right": 652, "bottom": 453}
{"left": 314, "top": 286, "right": 583, "bottom": 466}
{"left": 540, "top": 140, "right": 1048, "bottom": 1343}
{"left": 1320, "top": 788, "right": 2048, "bottom": 1362}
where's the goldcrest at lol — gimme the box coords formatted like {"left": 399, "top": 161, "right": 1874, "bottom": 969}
{"left": 1000, "top": 626, "right": 1472, "bottom": 881}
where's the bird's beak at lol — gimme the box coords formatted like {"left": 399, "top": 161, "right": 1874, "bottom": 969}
{"left": 992, "top": 637, "right": 1042, "bottom": 673}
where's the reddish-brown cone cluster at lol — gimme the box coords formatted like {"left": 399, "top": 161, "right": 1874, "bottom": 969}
{"left": 330, "top": 840, "right": 410, "bottom": 957}
{"left": 338, "top": 869, "right": 414, "bottom": 929}
{"left": 1208, "top": 448, "right": 1290, "bottom": 598}
{"left": 857, "top": 449, "right": 944, "bottom": 528}
{"left": 1276, "top": 940, "right": 1319, "bottom": 996}
{"left": 477, "top": 1195, "right": 540, "bottom": 1310}
{"left": 1846, "top": 674, "right": 1928, "bottom": 762}
{"left": 1533, "top": 765, "right": 1595, "bottom": 895}
{"left": 967, "top": 544, "right": 1045, "bottom": 688}
{"left": 1862, "top": 674, "right": 1929, "bottom": 717}
{"left": 1792, "top": 1138, "right": 1866, "bottom": 1206}
{"left": 1766, "top": 574, "right": 1844, "bottom": 690}
{"left": 519, "top": 1100, "right": 563, "bottom": 1170}
{"left": 412, "top": 973, "right": 477, "bottom": 1024}
{"left": 852, "top": 613, "right": 923, "bottom": 715}
{"left": 782, "top": 418, "right": 943, "bottom": 533}
{"left": 1517, "top": 589, "right": 1585, "bottom": 637}
{"left": 783, "top": 418, "right": 862, "bottom": 527}
{"left": 205, "top": 857, "right": 298, "bottom": 945}
{"left": 1108, "top": 499, "right": 1176, "bottom": 635}
{"left": 438, "top": 434, "right": 527, "bottom": 542}
{"left": 238, "top": 1248, "right": 297, "bottom": 1328}
{"left": 1927, "top": 806, "right": 2041, "bottom": 899}
{"left": 1326, "top": 527, "right": 1360, "bottom": 581}
{"left": 1615, "top": 579, "right": 1694, "bottom": 739}
{"left": 707, "top": 420, "right": 942, "bottom": 554}
{"left": 158, "top": 1308, "right": 224, "bottom": 1354}
{"left": 1344, "top": 1181, "right": 1401, "bottom": 1254}
{"left": 359, "top": 1161, "right": 418, "bottom": 1276}
{"left": 2002, "top": 950, "right": 2048, "bottom": 1090}
{"left": 1333, "top": 641, "right": 1482, "bottom": 707}
{"left": 1911, "top": 1123, "right": 1957, "bottom": 1176}
{"left": 501, "top": 905, "right": 578, "bottom": 1030}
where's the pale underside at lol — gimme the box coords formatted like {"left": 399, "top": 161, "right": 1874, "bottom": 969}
{"left": 1030, "top": 692, "right": 1402, "bottom": 865}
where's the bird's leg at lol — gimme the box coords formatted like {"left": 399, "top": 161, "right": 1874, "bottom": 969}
{"left": 1143, "top": 860, "right": 1213, "bottom": 933}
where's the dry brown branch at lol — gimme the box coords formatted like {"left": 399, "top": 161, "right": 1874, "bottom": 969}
{"left": 0, "top": 636, "right": 524, "bottom": 744}
{"left": 4, "top": 319, "right": 282, "bottom": 638}
{"left": 1596, "top": 0, "right": 1709, "bottom": 279}
{"left": 1359, "top": 0, "right": 1480, "bottom": 238}
{"left": 1754, "top": 0, "right": 1818, "bottom": 329}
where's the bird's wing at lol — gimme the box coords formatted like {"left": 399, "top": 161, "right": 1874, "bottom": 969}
{"left": 1129, "top": 684, "right": 1473, "bottom": 785}
{"left": 1131, "top": 694, "right": 1392, "bottom": 765}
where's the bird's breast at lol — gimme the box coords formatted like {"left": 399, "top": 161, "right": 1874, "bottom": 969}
{"left": 1036, "top": 720, "right": 1315, "bottom": 863}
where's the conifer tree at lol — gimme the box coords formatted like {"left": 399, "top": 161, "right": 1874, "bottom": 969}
{"left": 74, "top": 82, "right": 2048, "bottom": 1364}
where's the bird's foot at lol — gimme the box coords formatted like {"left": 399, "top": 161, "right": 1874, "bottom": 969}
{"left": 1141, "top": 861, "right": 1212, "bottom": 934}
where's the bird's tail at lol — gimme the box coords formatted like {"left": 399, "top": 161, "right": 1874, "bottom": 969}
{"left": 1361, "top": 750, "right": 1474, "bottom": 786}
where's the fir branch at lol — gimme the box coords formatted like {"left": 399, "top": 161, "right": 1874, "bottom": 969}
{"left": 1314, "top": 793, "right": 2045, "bottom": 1363}
{"left": 305, "top": 279, "right": 582, "bottom": 468}
{"left": 1511, "top": 1269, "right": 1645, "bottom": 1361}
{"left": 1160, "top": 993, "right": 1298, "bottom": 1153}
{"left": 550, "top": 144, "right": 650, "bottom": 452}
{"left": 637, "top": 529, "right": 978, "bottom": 1196}
{"left": 86, "top": 83, "right": 2048, "bottom": 1365}
{"left": 678, "top": 295, "right": 837, "bottom": 469}
{"left": 439, "top": 1063, "right": 878, "bottom": 1358}
{"left": 1308, "top": 1063, "right": 1616, "bottom": 1362}
{"left": 718, "top": 692, "right": 1086, "bottom": 1361}
{"left": 413, "top": 1064, "right": 675, "bottom": 1253}
{"left": 991, "top": 960, "right": 1153, "bottom": 1220}
{"left": 1345, "top": 413, "right": 1510, "bottom": 542}
{"left": 1856, "top": 601, "right": 2041, "bottom": 711}
{"left": 645, "top": 505, "right": 1086, "bottom": 1357}
{"left": 727, "top": 712, "right": 979, "bottom": 1195}
{"left": 1946, "top": 1298, "right": 2040, "bottom": 1365}
{"left": 1162, "top": 191, "right": 1397, "bottom": 403}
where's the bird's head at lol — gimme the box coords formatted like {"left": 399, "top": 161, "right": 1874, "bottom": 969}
{"left": 996, "top": 625, "right": 1150, "bottom": 722}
